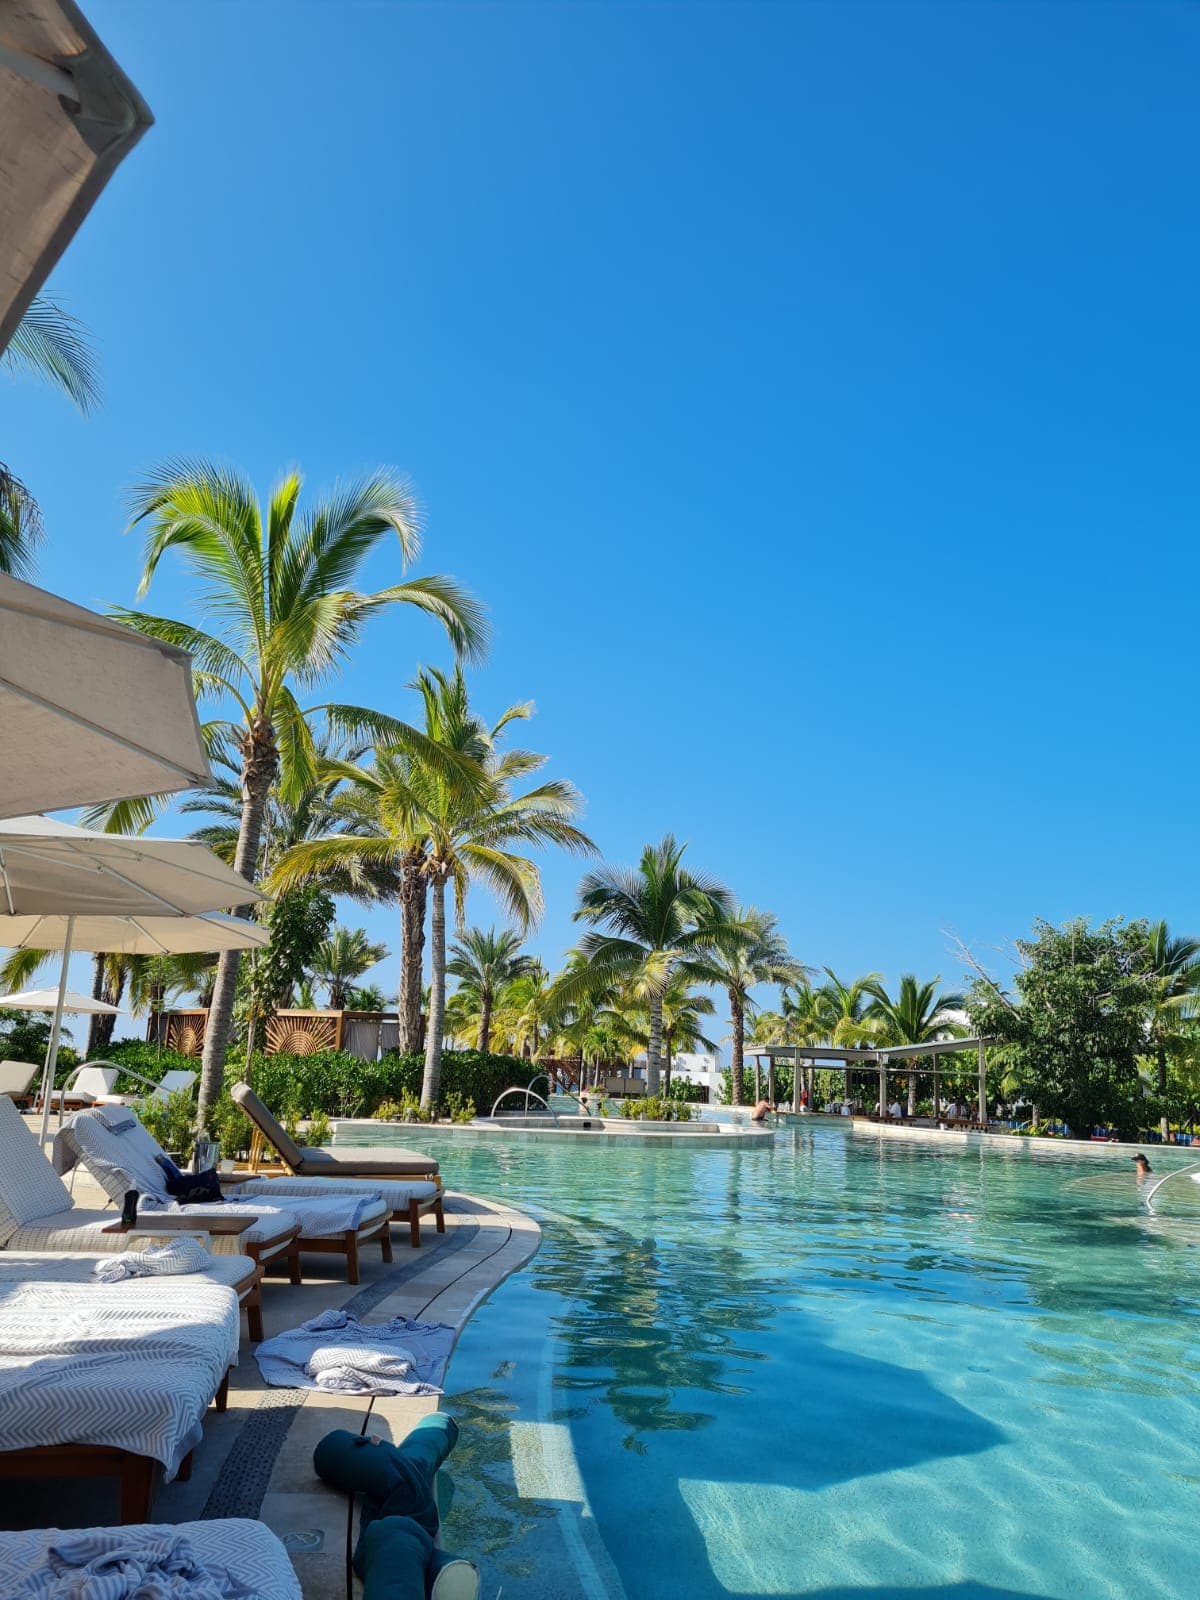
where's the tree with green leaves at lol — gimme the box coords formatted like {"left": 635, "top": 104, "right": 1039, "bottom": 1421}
{"left": 682, "top": 908, "right": 807, "bottom": 1104}
{"left": 1141, "top": 920, "right": 1200, "bottom": 1133}
{"left": 447, "top": 926, "right": 533, "bottom": 1052}
{"left": 2, "top": 298, "right": 98, "bottom": 576}
{"left": 867, "top": 973, "right": 966, "bottom": 1115}
{"left": 272, "top": 667, "right": 593, "bottom": 1107}
{"left": 966, "top": 918, "right": 1152, "bottom": 1136}
{"left": 117, "top": 460, "right": 486, "bottom": 1122}
{"left": 567, "top": 836, "right": 733, "bottom": 1095}
{"left": 307, "top": 926, "right": 391, "bottom": 1010}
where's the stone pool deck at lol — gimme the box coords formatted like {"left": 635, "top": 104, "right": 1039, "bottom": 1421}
{"left": 3, "top": 1153, "right": 540, "bottom": 1599}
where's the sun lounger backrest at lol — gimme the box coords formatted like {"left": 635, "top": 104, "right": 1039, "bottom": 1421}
{"left": 61, "top": 1106, "right": 171, "bottom": 1204}
{"left": 0, "top": 1061, "right": 37, "bottom": 1098}
{"left": 69, "top": 1065, "right": 119, "bottom": 1099}
{"left": 231, "top": 1082, "right": 304, "bottom": 1170}
{"left": 0, "top": 1096, "right": 75, "bottom": 1243}
{"left": 151, "top": 1069, "right": 198, "bottom": 1100}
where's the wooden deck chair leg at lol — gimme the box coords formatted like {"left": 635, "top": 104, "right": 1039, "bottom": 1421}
{"left": 286, "top": 1237, "right": 302, "bottom": 1286}
{"left": 434, "top": 1196, "right": 445, "bottom": 1234}
{"left": 244, "top": 1278, "right": 264, "bottom": 1343}
{"left": 119, "top": 1455, "right": 156, "bottom": 1524}
{"left": 345, "top": 1230, "right": 360, "bottom": 1284}
{"left": 408, "top": 1198, "right": 421, "bottom": 1249}
{"left": 214, "top": 1371, "right": 231, "bottom": 1413}
{"left": 379, "top": 1225, "right": 393, "bottom": 1263}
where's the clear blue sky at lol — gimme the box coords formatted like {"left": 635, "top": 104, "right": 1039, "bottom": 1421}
{"left": 5, "top": 1, "right": 1200, "bottom": 1031}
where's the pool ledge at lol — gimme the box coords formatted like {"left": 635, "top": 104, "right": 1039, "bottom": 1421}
{"left": 335, "top": 1115, "right": 776, "bottom": 1150}
{"left": 850, "top": 1118, "right": 1199, "bottom": 1163}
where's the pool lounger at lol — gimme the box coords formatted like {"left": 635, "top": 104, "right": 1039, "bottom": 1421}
{"left": 0, "top": 1094, "right": 303, "bottom": 1285}
{"left": 58, "top": 1105, "right": 393, "bottom": 1284}
{"left": 0, "top": 1245, "right": 265, "bottom": 1343}
{"left": 0, "top": 1518, "right": 300, "bottom": 1598}
{"left": 232, "top": 1082, "right": 446, "bottom": 1247}
{"left": 0, "top": 1268, "right": 239, "bottom": 1521}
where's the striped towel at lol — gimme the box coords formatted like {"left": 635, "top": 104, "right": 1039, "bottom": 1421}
{"left": 305, "top": 1343, "right": 417, "bottom": 1394}
{"left": 21, "top": 1529, "right": 248, "bottom": 1598}
{"left": 94, "top": 1238, "right": 213, "bottom": 1284}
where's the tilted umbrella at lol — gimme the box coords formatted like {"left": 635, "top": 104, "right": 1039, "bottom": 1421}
{"left": 0, "top": 0, "right": 153, "bottom": 352}
{"left": 0, "top": 815, "right": 267, "bottom": 1140}
{"left": 0, "top": 576, "right": 212, "bottom": 818}
{"left": 0, "top": 986, "right": 118, "bottom": 1014}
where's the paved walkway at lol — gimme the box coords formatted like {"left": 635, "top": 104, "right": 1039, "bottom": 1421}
{"left": 4, "top": 1155, "right": 540, "bottom": 1599}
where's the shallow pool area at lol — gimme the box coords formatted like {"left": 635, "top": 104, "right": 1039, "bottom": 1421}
{"left": 337, "top": 1120, "right": 1200, "bottom": 1599}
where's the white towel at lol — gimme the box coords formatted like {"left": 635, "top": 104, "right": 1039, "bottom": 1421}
{"left": 94, "top": 1238, "right": 212, "bottom": 1284}
{"left": 305, "top": 1343, "right": 416, "bottom": 1394}
{"left": 21, "top": 1529, "right": 249, "bottom": 1599}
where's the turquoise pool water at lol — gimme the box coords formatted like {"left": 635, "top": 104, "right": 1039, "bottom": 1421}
{"left": 350, "top": 1122, "right": 1200, "bottom": 1598}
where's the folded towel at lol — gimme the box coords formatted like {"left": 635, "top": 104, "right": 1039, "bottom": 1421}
{"left": 94, "top": 1238, "right": 212, "bottom": 1284}
{"left": 256, "top": 1309, "right": 453, "bottom": 1396}
{"left": 91, "top": 1106, "right": 138, "bottom": 1133}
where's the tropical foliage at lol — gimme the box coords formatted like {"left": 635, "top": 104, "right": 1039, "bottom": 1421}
{"left": 117, "top": 458, "right": 486, "bottom": 1121}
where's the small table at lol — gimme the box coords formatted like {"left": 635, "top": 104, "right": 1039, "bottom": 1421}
{"left": 101, "top": 1213, "right": 259, "bottom": 1243}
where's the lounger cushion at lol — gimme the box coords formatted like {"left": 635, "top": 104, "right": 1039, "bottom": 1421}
{"left": 5, "top": 1204, "right": 298, "bottom": 1259}
{"left": 0, "top": 1247, "right": 256, "bottom": 1296}
{"left": 0, "top": 1096, "right": 75, "bottom": 1243}
{"left": 231, "top": 1083, "right": 306, "bottom": 1168}
{"left": 0, "top": 1519, "right": 301, "bottom": 1600}
{"left": 237, "top": 1175, "right": 439, "bottom": 1216}
{"left": 299, "top": 1146, "right": 440, "bottom": 1178}
{"left": 0, "top": 1270, "right": 238, "bottom": 1475}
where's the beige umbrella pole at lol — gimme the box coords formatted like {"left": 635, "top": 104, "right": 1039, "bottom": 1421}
{"left": 37, "top": 914, "right": 74, "bottom": 1147}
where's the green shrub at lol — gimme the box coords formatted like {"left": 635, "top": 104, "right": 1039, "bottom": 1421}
{"left": 137, "top": 1087, "right": 197, "bottom": 1161}
{"left": 238, "top": 1047, "right": 529, "bottom": 1120}
{"left": 374, "top": 1091, "right": 429, "bottom": 1123}
{"left": 301, "top": 1109, "right": 331, "bottom": 1146}
{"left": 442, "top": 1091, "right": 476, "bottom": 1124}
{"left": 0, "top": 1017, "right": 79, "bottom": 1080}
{"left": 96, "top": 1040, "right": 197, "bottom": 1095}
{"left": 618, "top": 1095, "right": 694, "bottom": 1122}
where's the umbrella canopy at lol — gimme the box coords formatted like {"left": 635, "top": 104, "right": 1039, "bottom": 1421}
{"left": 0, "top": 577, "right": 211, "bottom": 819}
{"left": 0, "top": 0, "right": 152, "bottom": 352}
{"left": 0, "top": 816, "right": 266, "bottom": 1142}
{"left": 0, "top": 909, "right": 270, "bottom": 956}
{"left": 0, "top": 815, "right": 263, "bottom": 917}
{"left": 0, "top": 986, "right": 117, "bottom": 1014}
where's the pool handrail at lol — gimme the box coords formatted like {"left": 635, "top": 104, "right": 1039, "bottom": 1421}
{"left": 489, "top": 1085, "right": 562, "bottom": 1127}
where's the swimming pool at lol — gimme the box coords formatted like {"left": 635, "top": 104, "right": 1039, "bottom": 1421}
{"left": 342, "top": 1120, "right": 1200, "bottom": 1598}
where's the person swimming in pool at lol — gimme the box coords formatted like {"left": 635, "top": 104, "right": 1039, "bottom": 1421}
{"left": 751, "top": 1099, "right": 777, "bottom": 1123}
{"left": 1132, "top": 1152, "right": 1153, "bottom": 1180}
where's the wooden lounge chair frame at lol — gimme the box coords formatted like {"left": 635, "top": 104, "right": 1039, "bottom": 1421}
{"left": 0, "top": 1373, "right": 230, "bottom": 1523}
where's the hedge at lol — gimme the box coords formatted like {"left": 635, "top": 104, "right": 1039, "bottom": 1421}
{"left": 91, "top": 1040, "right": 540, "bottom": 1120}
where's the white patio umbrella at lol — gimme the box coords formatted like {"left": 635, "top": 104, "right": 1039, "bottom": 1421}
{"left": 0, "top": 986, "right": 118, "bottom": 1014}
{"left": 0, "top": 0, "right": 153, "bottom": 352}
{"left": 0, "top": 575, "right": 212, "bottom": 818}
{"left": 0, "top": 815, "right": 267, "bottom": 1141}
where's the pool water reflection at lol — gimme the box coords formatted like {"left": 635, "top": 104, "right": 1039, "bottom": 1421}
{"left": 344, "top": 1121, "right": 1200, "bottom": 1598}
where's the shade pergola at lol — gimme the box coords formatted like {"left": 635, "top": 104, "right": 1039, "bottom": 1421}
{"left": 744, "top": 1037, "right": 994, "bottom": 1123}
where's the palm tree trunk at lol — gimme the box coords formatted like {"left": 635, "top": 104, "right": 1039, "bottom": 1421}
{"left": 729, "top": 990, "right": 745, "bottom": 1105}
{"left": 646, "top": 991, "right": 664, "bottom": 1094}
{"left": 87, "top": 957, "right": 123, "bottom": 1054}
{"left": 907, "top": 1071, "right": 918, "bottom": 1117}
{"left": 398, "top": 850, "right": 426, "bottom": 1054}
{"left": 420, "top": 871, "right": 448, "bottom": 1110}
{"left": 198, "top": 723, "right": 276, "bottom": 1125}
{"left": 1158, "top": 1040, "right": 1170, "bottom": 1141}
{"left": 478, "top": 990, "right": 492, "bottom": 1054}
{"left": 664, "top": 1032, "right": 673, "bottom": 1094}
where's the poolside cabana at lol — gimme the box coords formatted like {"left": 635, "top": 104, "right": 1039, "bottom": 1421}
{"left": 744, "top": 1037, "right": 994, "bottom": 1123}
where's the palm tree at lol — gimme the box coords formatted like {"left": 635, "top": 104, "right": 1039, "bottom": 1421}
{"left": 271, "top": 668, "right": 593, "bottom": 1107}
{"left": 866, "top": 974, "right": 966, "bottom": 1116}
{"left": 1142, "top": 920, "right": 1200, "bottom": 1133}
{"left": 308, "top": 926, "right": 390, "bottom": 1010}
{"left": 496, "top": 961, "right": 556, "bottom": 1061}
{"left": 568, "top": 836, "right": 733, "bottom": 1095}
{"left": 2, "top": 298, "right": 99, "bottom": 576}
{"left": 605, "top": 972, "right": 718, "bottom": 1092}
{"left": 682, "top": 907, "right": 807, "bottom": 1104}
{"left": 117, "top": 459, "right": 486, "bottom": 1122}
{"left": 815, "top": 970, "right": 882, "bottom": 1047}
{"left": 447, "top": 927, "right": 533, "bottom": 1052}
